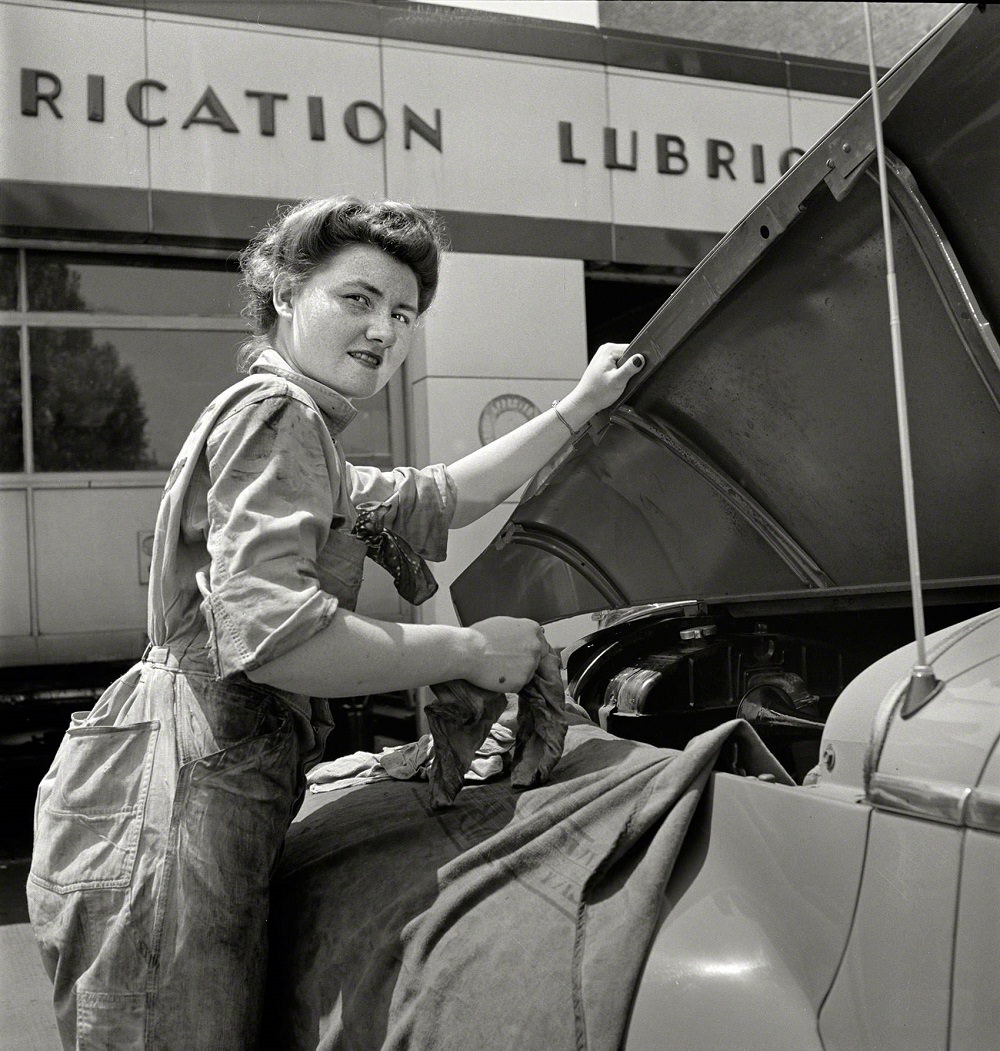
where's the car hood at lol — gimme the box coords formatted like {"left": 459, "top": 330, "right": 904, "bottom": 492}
{"left": 453, "top": 3, "right": 1000, "bottom": 626}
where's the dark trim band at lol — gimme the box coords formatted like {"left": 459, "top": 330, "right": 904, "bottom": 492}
{"left": 0, "top": 179, "right": 722, "bottom": 269}
{"left": 0, "top": 180, "right": 149, "bottom": 236}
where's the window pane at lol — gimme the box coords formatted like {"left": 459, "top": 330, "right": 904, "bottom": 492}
{"left": 0, "top": 328, "right": 23, "bottom": 470}
{"left": 26, "top": 253, "right": 241, "bottom": 316}
{"left": 30, "top": 329, "right": 242, "bottom": 471}
{"left": 0, "top": 251, "right": 17, "bottom": 310}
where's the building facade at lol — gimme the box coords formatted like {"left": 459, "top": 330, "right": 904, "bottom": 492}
{"left": 1, "top": 0, "right": 869, "bottom": 675}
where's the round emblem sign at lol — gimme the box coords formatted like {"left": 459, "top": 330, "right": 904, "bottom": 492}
{"left": 478, "top": 393, "right": 540, "bottom": 446}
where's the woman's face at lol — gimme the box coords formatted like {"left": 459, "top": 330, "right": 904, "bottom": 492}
{"left": 274, "top": 242, "right": 420, "bottom": 401}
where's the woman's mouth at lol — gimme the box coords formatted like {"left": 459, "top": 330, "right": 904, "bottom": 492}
{"left": 348, "top": 350, "right": 383, "bottom": 369}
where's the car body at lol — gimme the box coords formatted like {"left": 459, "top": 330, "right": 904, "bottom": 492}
{"left": 448, "top": 4, "right": 1000, "bottom": 1047}
{"left": 454, "top": 0, "right": 1000, "bottom": 779}
{"left": 273, "top": 5, "right": 1000, "bottom": 1048}
{"left": 619, "top": 607, "right": 1000, "bottom": 1050}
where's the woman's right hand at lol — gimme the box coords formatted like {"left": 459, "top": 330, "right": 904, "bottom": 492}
{"left": 464, "top": 616, "right": 547, "bottom": 692}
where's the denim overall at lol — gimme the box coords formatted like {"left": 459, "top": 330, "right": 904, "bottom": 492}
{"left": 27, "top": 350, "right": 455, "bottom": 1049}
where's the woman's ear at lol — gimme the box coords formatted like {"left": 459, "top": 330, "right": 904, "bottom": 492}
{"left": 273, "top": 276, "right": 295, "bottom": 321}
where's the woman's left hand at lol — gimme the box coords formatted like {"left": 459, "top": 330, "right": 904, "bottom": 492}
{"left": 557, "top": 342, "right": 646, "bottom": 430}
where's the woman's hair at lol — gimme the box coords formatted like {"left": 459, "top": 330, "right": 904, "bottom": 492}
{"left": 237, "top": 195, "right": 448, "bottom": 369}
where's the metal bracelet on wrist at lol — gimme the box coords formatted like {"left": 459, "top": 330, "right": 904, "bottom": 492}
{"left": 551, "top": 399, "right": 583, "bottom": 436}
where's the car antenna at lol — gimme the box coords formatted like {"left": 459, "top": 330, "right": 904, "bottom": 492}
{"left": 862, "top": 2, "right": 942, "bottom": 717}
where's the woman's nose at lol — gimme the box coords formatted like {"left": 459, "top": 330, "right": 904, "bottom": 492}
{"left": 366, "top": 312, "right": 395, "bottom": 346}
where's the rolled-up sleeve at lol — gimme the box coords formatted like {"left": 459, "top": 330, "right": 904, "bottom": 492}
{"left": 349, "top": 463, "right": 457, "bottom": 562}
{"left": 200, "top": 394, "right": 341, "bottom": 677}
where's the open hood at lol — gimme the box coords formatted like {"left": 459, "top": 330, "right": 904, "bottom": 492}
{"left": 453, "top": 3, "right": 1000, "bottom": 626}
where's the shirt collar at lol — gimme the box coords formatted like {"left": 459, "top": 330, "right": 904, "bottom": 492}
{"left": 250, "top": 346, "right": 358, "bottom": 437}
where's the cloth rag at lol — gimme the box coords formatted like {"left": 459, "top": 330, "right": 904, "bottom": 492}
{"left": 305, "top": 724, "right": 519, "bottom": 795}
{"left": 426, "top": 642, "right": 568, "bottom": 807}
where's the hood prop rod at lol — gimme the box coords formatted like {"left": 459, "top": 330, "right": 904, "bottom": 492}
{"left": 863, "top": 3, "right": 942, "bottom": 717}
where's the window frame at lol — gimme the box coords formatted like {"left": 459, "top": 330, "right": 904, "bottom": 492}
{"left": 0, "top": 239, "right": 409, "bottom": 484}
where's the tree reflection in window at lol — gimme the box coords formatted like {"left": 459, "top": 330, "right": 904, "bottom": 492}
{"left": 16, "top": 257, "right": 395, "bottom": 472}
{"left": 0, "top": 328, "right": 23, "bottom": 471}
{"left": 31, "top": 328, "right": 153, "bottom": 471}
{"left": 0, "top": 250, "right": 17, "bottom": 310}
{"left": 2, "top": 252, "right": 25, "bottom": 469}
{"left": 27, "top": 252, "right": 85, "bottom": 312}
{"left": 26, "top": 260, "right": 153, "bottom": 470}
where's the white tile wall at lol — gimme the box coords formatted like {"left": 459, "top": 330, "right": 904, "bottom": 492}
{"left": 145, "top": 16, "right": 386, "bottom": 200}
{"left": 606, "top": 70, "right": 797, "bottom": 232}
{"left": 34, "top": 487, "right": 161, "bottom": 634}
{"left": 0, "top": 491, "right": 31, "bottom": 636}
{"left": 408, "top": 251, "right": 590, "bottom": 628}
{"left": 383, "top": 42, "right": 611, "bottom": 222}
{"left": 415, "top": 375, "right": 583, "bottom": 467}
{"left": 413, "top": 253, "right": 588, "bottom": 382}
{"left": 2, "top": 3, "right": 148, "bottom": 187}
{"left": 421, "top": 501, "right": 515, "bottom": 629}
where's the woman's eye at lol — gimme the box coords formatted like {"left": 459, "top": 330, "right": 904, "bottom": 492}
{"left": 393, "top": 312, "right": 412, "bottom": 325}
{"left": 346, "top": 293, "right": 370, "bottom": 306}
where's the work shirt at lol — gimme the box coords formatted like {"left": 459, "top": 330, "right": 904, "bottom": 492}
{"left": 146, "top": 345, "right": 457, "bottom": 760}
{"left": 28, "top": 344, "right": 458, "bottom": 1048}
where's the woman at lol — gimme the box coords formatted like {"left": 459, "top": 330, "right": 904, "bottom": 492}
{"left": 27, "top": 195, "right": 645, "bottom": 1049}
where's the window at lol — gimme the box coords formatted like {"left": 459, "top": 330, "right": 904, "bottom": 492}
{"left": 0, "top": 248, "right": 402, "bottom": 474}
{"left": 584, "top": 263, "right": 685, "bottom": 360}
{"left": 0, "top": 250, "right": 16, "bottom": 310}
{"left": 0, "top": 328, "right": 22, "bottom": 471}
{"left": 29, "top": 328, "right": 242, "bottom": 471}
{"left": 25, "top": 253, "right": 242, "bottom": 316}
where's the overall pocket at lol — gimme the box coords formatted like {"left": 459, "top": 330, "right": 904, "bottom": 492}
{"left": 176, "top": 676, "right": 291, "bottom": 766}
{"left": 29, "top": 721, "right": 159, "bottom": 893}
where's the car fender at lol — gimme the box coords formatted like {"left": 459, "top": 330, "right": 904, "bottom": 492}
{"left": 624, "top": 773, "right": 870, "bottom": 1051}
